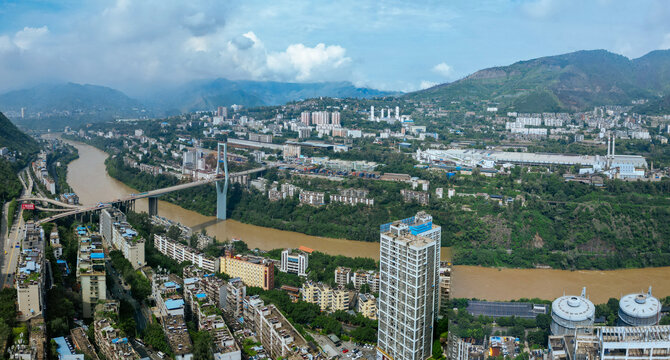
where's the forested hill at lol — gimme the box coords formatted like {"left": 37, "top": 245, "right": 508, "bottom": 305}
{"left": 407, "top": 49, "right": 670, "bottom": 112}
{"left": 0, "top": 111, "right": 38, "bottom": 156}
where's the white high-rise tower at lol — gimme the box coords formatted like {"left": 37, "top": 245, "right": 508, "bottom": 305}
{"left": 377, "top": 212, "right": 441, "bottom": 360}
{"left": 370, "top": 106, "right": 375, "bottom": 121}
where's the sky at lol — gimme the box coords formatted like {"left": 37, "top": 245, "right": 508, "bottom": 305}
{"left": 1, "top": 0, "right": 670, "bottom": 95}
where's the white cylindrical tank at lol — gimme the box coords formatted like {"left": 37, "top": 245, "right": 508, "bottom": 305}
{"left": 551, "top": 288, "right": 595, "bottom": 335}
{"left": 618, "top": 287, "right": 661, "bottom": 327}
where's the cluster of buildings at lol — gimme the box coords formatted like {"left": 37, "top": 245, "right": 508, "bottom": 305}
{"left": 268, "top": 183, "right": 375, "bottom": 207}
{"left": 16, "top": 221, "right": 46, "bottom": 322}
{"left": 150, "top": 273, "right": 193, "bottom": 359}
{"left": 100, "top": 208, "right": 145, "bottom": 269}
{"left": 32, "top": 151, "right": 56, "bottom": 194}
{"left": 182, "top": 269, "right": 241, "bottom": 359}
{"left": 150, "top": 215, "right": 214, "bottom": 249}
{"left": 93, "top": 301, "right": 140, "bottom": 360}
{"left": 301, "top": 281, "right": 350, "bottom": 312}
{"left": 334, "top": 267, "right": 380, "bottom": 293}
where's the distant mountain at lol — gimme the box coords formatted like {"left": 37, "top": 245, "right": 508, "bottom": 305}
{"left": 0, "top": 83, "right": 143, "bottom": 117}
{"left": 0, "top": 80, "right": 394, "bottom": 128}
{"left": 147, "top": 78, "right": 395, "bottom": 114}
{"left": 0, "top": 111, "right": 38, "bottom": 155}
{"left": 407, "top": 49, "right": 670, "bottom": 112}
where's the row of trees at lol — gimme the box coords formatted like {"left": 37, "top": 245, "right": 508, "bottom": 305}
{"left": 108, "top": 250, "right": 151, "bottom": 301}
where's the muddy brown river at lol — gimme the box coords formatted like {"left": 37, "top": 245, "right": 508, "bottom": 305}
{"left": 63, "top": 138, "right": 670, "bottom": 303}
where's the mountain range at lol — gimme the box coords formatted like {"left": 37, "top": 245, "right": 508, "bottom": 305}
{"left": 408, "top": 49, "right": 670, "bottom": 112}
{"left": 0, "top": 80, "right": 394, "bottom": 128}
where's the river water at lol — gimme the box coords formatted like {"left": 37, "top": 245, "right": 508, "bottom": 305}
{"left": 63, "top": 138, "right": 670, "bottom": 303}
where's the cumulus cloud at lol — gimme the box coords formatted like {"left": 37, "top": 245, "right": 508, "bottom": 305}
{"left": 432, "top": 62, "right": 454, "bottom": 78}
{"left": 0, "top": 0, "right": 355, "bottom": 94}
{"left": 13, "top": 26, "right": 49, "bottom": 50}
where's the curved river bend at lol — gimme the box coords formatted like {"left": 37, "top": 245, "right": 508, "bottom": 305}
{"left": 63, "top": 139, "right": 670, "bottom": 303}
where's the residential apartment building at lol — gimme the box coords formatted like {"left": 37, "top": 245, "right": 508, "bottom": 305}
{"left": 152, "top": 274, "right": 185, "bottom": 317}
{"left": 400, "top": 189, "right": 430, "bottom": 205}
{"left": 77, "top": 229, "right": 107, "bottom": 318}
{"left": 154, "top": 234, "right": 220, "bottom": 273}
{"left": 351, "top": 270, "right": 380, "bottom": 293}
{"left": 100, "top": 209, "right": 145, "bottom": 269}
{"left": 94, "top": 301, "right": 140, "bottom": 360}
{"left": 243, "top": 296, "right": 317, "bottom": 359}
{"left": 183, "top": 280, "right": 241, "bottom": 360}
{"left": 183, "top": 265, "right": 227, "bottom": 308}
{"left": 334, "top": 267, "right": 351, "bottom": 287}
{"left": 439, "top": 262, "right": 452, "bottom": 317}
{"left": 219, "top": 250, "right": 274, "bottom": 290}
{"left": 223, "top": 277, "right": 246, "bottom": 317}
{"left": 301, "top": 281, "right": 350, "bottom": 312}
{"left": 299, "top": 190, "right": 325, "bottom": 206}
{"left": 282, "top": 144, "right": 301, "bottom": 158}
{"left": 16, "top": 247, "right": 45, "bottom": 321}
{"left": 377, "top": 212, "right": 441, "bottom": 360}
{"left": 280, "top": 249, "right": 308, "bottom": 276}
{"left": 357, "top": 293, "right": 377, "bottom": 320}
{"left": 50, "top": 228, "right": 62, "bottom": 259}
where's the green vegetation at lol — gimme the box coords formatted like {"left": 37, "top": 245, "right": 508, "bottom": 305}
{"left": 141, "top": 320, "right": 172, "bottom": 357}
{"left": 0, "top": 288, "right": 18, "bottom": 352}
{"left": 0, "top": 160, "right": 23, "bottom": 202}
{"left": 191, "top": 330, "right": 214, "bottom": 360}
{"left": 406, "top": 49, "right": 670, "bottom": 111}
{"left": 109, "top": 250, "right": 152, "bottom": 301}
{"left": 6, "top": 198, "right": 17, "bottom": 230}
{"left": 0, "top": 111, "right": 39, "bottom": 162}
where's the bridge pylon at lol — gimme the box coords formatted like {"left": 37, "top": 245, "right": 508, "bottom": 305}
{"left": 216, "top": 142, "right": 229, "bottom": 220}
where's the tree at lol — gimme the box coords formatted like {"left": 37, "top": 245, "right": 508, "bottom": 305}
{"left": 192, "top": 331, "right": 214, "bottom": 360}
{"left": 167, "top": 225, "right": 182, "bottom": 242}
{"left": 432, "top": 339, "right": 444, "bottom": 359}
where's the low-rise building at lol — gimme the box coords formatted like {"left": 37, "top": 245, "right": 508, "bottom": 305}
{"left": 94, "top": 301, "right": 140, "bottom": 360}
{"left": 154, "top": 234, "right": 219, "bottom": 273}
{"left": 301, "top": 281, "right": 350, "bottom": 312}
{"left": 401, "top": 189, "right": 430, "bottom": 205}
{"left": 334, "top": 267, "right": 351, "bottom": 287}
{"left": 243, "top": 296, "right": 318, "bottom": 359}
{"left": 357, "top": 293, "right": 377, "bottom": 319}
{"left": 351, "top": 270, "right": 380, "bottom": 293}
{"left": 280, "top": 249, "right": 308, "bottom": 276}
{"left": 299, "top": 190, "right": 325, "bottom": 206}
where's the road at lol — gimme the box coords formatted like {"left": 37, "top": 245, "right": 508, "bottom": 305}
{"left": 0, "top": 169, "right": 32, "bottom": 288}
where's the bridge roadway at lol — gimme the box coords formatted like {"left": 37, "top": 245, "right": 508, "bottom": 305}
{"left": 35, "top": 165, "right": 272, "bottom": 225}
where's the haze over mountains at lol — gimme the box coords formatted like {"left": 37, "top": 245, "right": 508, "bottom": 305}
{"left": 0, "top": 79, "right": 393, "bottom": 126}
{"left": 3, "top": 49, "right": 670, "bottom": 130}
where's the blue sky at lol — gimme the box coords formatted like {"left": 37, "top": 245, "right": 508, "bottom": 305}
{"left": 0, "top": 0, "right": 669, "bottom": 95}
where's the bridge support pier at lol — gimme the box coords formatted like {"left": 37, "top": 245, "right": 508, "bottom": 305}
{"left": 216, "top": 143, "right": 229, "bottom": 220}
{"left": 148, "top": 197, "right": 158, "bottom": 217}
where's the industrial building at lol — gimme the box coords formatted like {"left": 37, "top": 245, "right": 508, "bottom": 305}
{"left": 551, "top": 288, "right": 596, "bottom": 335}
{"left": 467, "top": 300, "right": 548, "bottom": 319}
{"left": 416, "top": 143, "right": 647, "bottom": 179}
{"left": 618, "top": 287, "right": 662, "bottom": 327}
{"left": 377, "top": 212, "right": 441, "bottom": 360}
{"left": 549, "top": 325, "right": 670, "bottom": 360}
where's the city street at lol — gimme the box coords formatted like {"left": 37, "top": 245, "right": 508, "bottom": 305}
{"left": 0, "top": 169, "right": 31, "bottom": 289}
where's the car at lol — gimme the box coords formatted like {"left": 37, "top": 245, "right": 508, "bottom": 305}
{"left": 342, "top": 349, "right": 349, "bottom": 354}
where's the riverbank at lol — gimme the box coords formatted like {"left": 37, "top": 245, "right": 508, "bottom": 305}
{"left": 62, "top": 137, "right": 670, "bottom": 302}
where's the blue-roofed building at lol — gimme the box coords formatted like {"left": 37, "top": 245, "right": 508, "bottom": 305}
{"left": 53, "top": 336, "right": 85, "bottom": 360}
{"left": 100, "top": 208, "right": 145, "bottom": 270}
{"left": 17, "top": 226, "right": 45, "bottom": 322}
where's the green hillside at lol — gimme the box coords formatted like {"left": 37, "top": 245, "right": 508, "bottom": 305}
{"left": 0, "top": 111, "right": 39, "bottom": 157}
{"left": 408, "top": 49, "right": 670, "bottom": 111}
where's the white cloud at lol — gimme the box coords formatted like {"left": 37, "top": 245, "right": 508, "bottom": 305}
{"left": 420, "top": 80, "right": 437, "bottom": 89}
{"left": 266, "top": 43, "right": 351, "bottom": 82}
{"left": 432, "top": 62, "right": 454, "bottom": 78}
{"left": 13, "top": 26, "right": 49, "bottom": 50}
